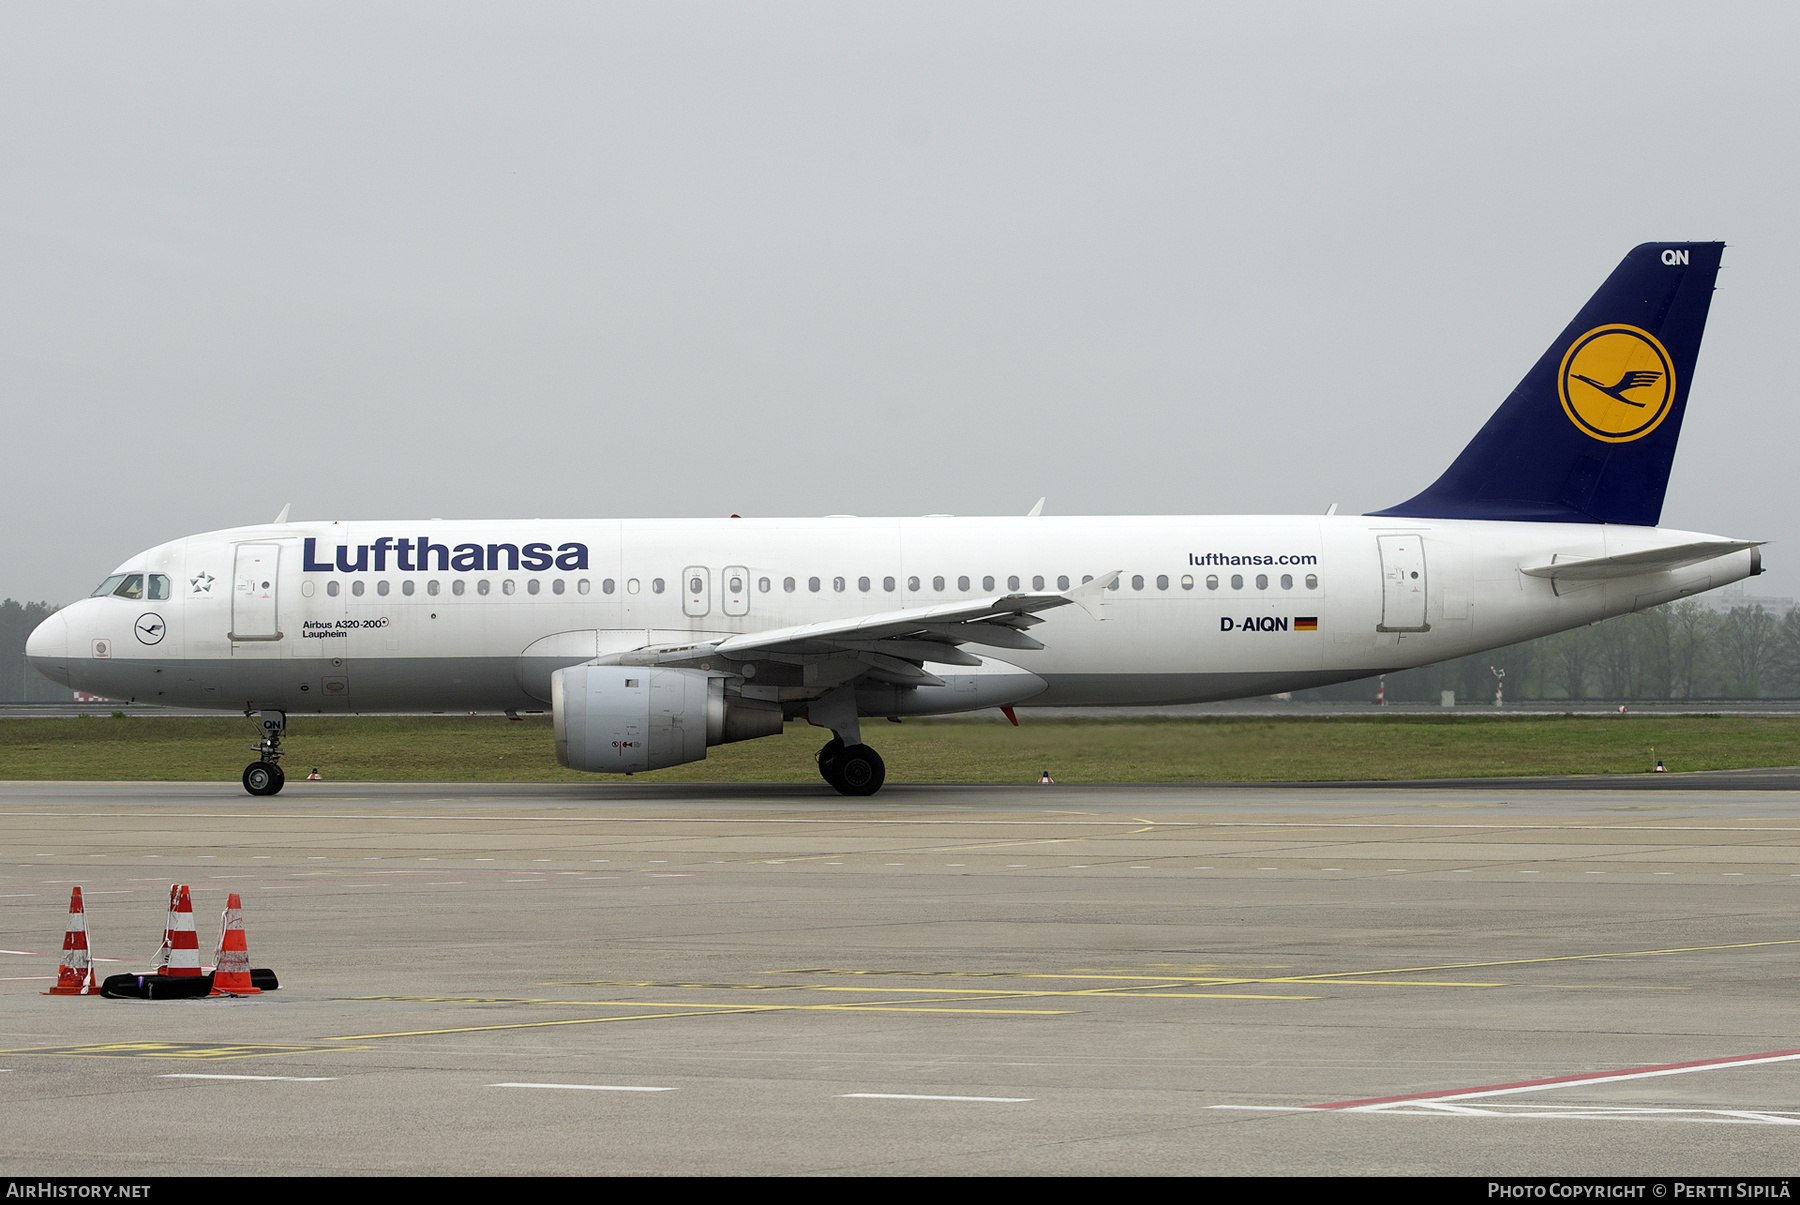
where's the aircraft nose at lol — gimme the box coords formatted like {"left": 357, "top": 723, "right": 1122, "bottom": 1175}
{"left": 26, "top": 609, "right": 72, "bottom": 686}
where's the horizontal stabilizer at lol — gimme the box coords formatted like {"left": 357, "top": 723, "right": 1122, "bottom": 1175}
{"left": 1521, "top": 540, "right": 1760, "bottom": 582}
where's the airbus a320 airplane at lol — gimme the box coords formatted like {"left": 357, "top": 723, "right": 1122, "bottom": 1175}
{"left": 28, "top": 243, "right": 1760, "bottom": 797}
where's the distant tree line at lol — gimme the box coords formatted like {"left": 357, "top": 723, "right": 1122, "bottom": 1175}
{"left": 1297, "top": 602, "right": 1800, "bottom": 703}
{"left": 0, "top": 600, "right": 67, "bottom": 702}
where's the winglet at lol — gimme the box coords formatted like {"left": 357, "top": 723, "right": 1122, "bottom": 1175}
{"left": 272, "top": 503, "right": 291, "bottom": 524}
{"left": 1063, "top": 571, "right": 1120, "bottom": 620}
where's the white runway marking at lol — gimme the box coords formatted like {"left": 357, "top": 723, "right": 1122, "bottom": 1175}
{"left": 159, "top": 1074, "right": 336, "bottom": 1082}
{"left": 1358, "top": 1103, "right": 1800, "bottom": 1125}
{"left": 491, "top": 1082, "right": 675, "bottom": 1092}
{"left": 840, "top": 1093, "right": 1032, "bottom": 1103}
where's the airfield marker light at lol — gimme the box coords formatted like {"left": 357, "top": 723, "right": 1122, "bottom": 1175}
{"left": 1038, "top": 770, "right": 1054, "bottom": 785}
{"left": 149, "top": 883, "right": 178, "bottom": 970}
{"left": 307, "top": 768, "right": 321, "bottom": 780}
{"left": 44, "top": 887, "right": 99, "bottom": 997}
{"left": 209, "top": 893, "right": 262, "bottom": 996}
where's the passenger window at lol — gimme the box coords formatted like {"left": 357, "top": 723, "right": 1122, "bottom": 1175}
{"left": 1255, "top": 574, "right": 1268, "bottom": 590}
{"left": 1306, "top": 574, "right": 1318, "bottom": 589}
{"left": 905, "top": 576, "right": 917, "bottom": 591}
{"left": 627, "top": 579, "right": 640, "bottom": 594}
{"left": 784, "top": 577, "right": 796, "bottom": 592}
{"left": 580, "top": 579, "right": 593, "bottom": 595}
{"left": 1280, "top": 574, "right": 1293, "bottom": 590}
{"left": 114, "top": 575, "right": 144, "bottom": 600}
{"left": 428, "top": 580, "right": 441, "bottom": 596}
{"left": 834, "top": 577, "right": 846, "bottom": 592}
{"left": 477, "top": 580, "right": 491, "bottom": 596}
{"left": 1206, "top": 575, "right": 1219, "bottom": 590}
{"left": 1031, "top": 575, "right": 1044, "bottom": 590}
{"left": 92, "top": 575, "right": 126, "bottom": 598}
{"left": 1007, "top": 575, "right": 1020, "bottom": 590}
{"left": 689, "top": 575, "right": 704, "bottom": 595}
{"left": 758, "top": 577, "right": 771, "bottom": 592}
{"left": 1156, "top": 575, "right": 1169, "bottom": 590}
{"left": 857, "top": 576, "right": 870, "bottom": 592}
{"left": 1230, "top": 575, "right": 1243, "bottom": 590}
{"left": 302, "top": 580, "right": 314, "bottom": 598}
{"left": 1057, "top": 576, "right": 1069, "bottom": 590}
{"left": 957, "top": 576, "right": 970, "bottom": 591}
{"left": 527, "top": 579, "right": 540, "bottom": 595}
{"left": 552, "top": 579, "right": 566, "bottom": 595}
{"left": 650, "top": 578, "right": 664, "bottom": 594}
{"left": 148, "top": 575, "right": 171, "bottom": 600}
{"left": 982, "top": 576, "right": 995, "bottom": 591}
{"left": 351, "top": 580, "right": 365, "bottom": 597}
{"left": 1107, "top": 577, "right": 1120, "bottom": 591}
{"left": 883, "top": 576, "right": 895, "bottom": 592}
{"left": 453, "top": 580, "right": 466, "bottom": 596}
{"left": 327, "top": 581, "right": 341, "bottom": 597}
{"left": 503, "top": 580, "right": 516, "bottom": 595}
{"left": 933, "top": 576, "right": 945, "bottom": 591}
{"left": 1131, "top": 575, "right": 1144, "bottom": 590}
{"left": 808, "top": 577, "right": 821, "bottom": 592}
{"left": 1181, "top": 575, "right": 1194, "bottom": 590}
{"left": 375, "top": 580, "right": 389, "bottom": 597}
{"left": 597, "top": 580, "right": 609, "bottom": 595}
{"left": 403, "top": 580, "right": 415, "bottom": 596}
{"left": 1081, "top": 575, "right": 1093, "bottom": 584}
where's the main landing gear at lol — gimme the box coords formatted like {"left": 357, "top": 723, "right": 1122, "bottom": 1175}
{"left": 817, "top": 737, "right": 886, "bottom": 797}
{"left": 243, "top": 710, "right": 286, "bottom": 797}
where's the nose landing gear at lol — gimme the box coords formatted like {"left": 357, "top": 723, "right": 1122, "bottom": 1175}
{"left": 242, "top": 710, "right": 286, "bottom": 796}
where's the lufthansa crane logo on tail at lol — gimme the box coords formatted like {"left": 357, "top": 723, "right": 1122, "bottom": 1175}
{"left": 1557, "top": 324, "right": 1676, "bottom": 443}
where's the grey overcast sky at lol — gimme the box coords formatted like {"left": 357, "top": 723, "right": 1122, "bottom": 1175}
{"left": 3, "top": 3, "right": 1795, "bottom": 604}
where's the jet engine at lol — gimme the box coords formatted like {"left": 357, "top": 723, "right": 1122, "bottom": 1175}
{"left": 551, "top": 665, "right": 782, "bottom": 773}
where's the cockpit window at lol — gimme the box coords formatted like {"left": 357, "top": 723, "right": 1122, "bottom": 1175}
{"left": 113, "top": 575, "right": 144, "bottom": 600}
{"left": 147, "top": 574, "right": 171, "bottom": 600}
{"left": 91, "top": 575, "right": 126, "bottom": 598}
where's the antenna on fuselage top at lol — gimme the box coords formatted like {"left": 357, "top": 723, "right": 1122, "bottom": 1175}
{"left": 1027, "top": 497, "right": 1046, "bottom": 517}
{"left": 271, "top": 503, "right": 291, "bottom": 524}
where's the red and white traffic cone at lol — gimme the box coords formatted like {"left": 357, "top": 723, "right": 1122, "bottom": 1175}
{"left": 162, "top": 885, "right": 202, "bottom": 978}
{"left": 1038, "top": 769, "right": 1054, "bottom": 784}
{"left": 44, "top": 887, "right": 99, "bottom": 997}
{"left": 209, "top": 893, "right": 262, "bottom": 996}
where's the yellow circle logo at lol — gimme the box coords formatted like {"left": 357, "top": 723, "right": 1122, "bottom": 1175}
{"left": 1557, "top": 324, "right": 1675, "bottom": 443}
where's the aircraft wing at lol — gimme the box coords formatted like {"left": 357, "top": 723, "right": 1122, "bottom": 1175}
{"left": 602, "top": 572, "right": 1119, "bottom": 686}
{"left": 1521, "top": 541, "right": 1761, "bottom": 582}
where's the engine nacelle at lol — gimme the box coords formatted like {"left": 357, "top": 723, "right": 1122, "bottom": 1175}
{"left": 552, "top": 665, "right": 783, "bottom": 773}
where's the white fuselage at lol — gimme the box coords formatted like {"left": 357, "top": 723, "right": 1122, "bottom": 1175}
{"left": 28, "top": 514, "right": 1755, "bottom": 713}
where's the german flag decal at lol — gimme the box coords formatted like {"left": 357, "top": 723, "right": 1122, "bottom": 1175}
{"left": 1294, "top": 617, "right": 1319, "bottom": 631}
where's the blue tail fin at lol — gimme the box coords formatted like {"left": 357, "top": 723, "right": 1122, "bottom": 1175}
{"left": 1372, "top": 242, "right": 1723, "bottom": 526}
